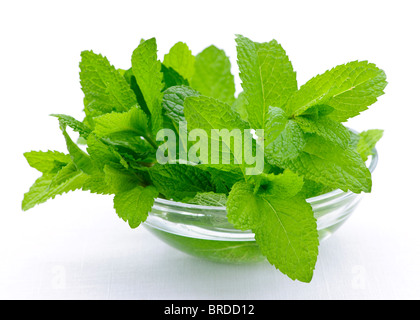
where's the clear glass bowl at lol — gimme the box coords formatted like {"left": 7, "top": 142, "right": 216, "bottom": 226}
{"left": 144, "top": 151, "right": 378, "bottom": 264}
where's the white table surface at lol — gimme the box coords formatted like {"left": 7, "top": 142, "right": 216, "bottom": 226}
{"left": 1, "top": 180, "right": 419, "bottom": 300}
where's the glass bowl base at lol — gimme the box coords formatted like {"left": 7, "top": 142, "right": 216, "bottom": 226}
{"left": 146, "top": 227, "right": 266, "bottom": 264}
{"left": 145, "top": 214, "right": 353, "bottom": 264}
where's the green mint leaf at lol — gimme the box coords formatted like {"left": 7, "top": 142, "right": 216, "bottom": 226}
{"left": 255, "top": 170, "right": 304, "bottom": 200}
{"left": 284, "top": 135, "right": 372, "bottom": 193}
{"left": 161, "top": 85, "right": 200, "bottom": 159}
{"left": 348, "top": 130, "right": 361, "bottom": 149}
{"left": 91, "top": 105, "right": 158, "bottom": 156}
{"left": 236, "top": 35, "right": 297, "bottom": 129}
{"left": 184, "top": 95, "right": 247, "bottom": 131}
{"left": 191, "top": 45, "right": 235, "bottom": 104}
{"left": 149, "top": 164, "right": 215, "bottom": 201}
{"left": 86, "top": 134, "right": 126, "bottom": 170}
{"left": 162, "top": 85, "right": 200, "bottom": 126}
{"left": 131, "top": 38, "right": 164, "bottom": 135}
{"left": 93, "top": 106, "right": 149, "bottom": 140}
{"left": 264, "top": 107, "right": 288, "bottom": 145}
{"left": 356, "top": 129, "right": 383, "bottom": 161}
{"left": 161, "top": 64, "right": 189, "bottom": 90}
{"left": 77, "top": 136, "right": 88, "bottom": 145}
{"left": 285, "top": 61, "right": 387, "bottom": 121}
{"left": 22, "top": 165, "right": 88, "bottom": 211}
{"left": 231, "top": 92, "right": 248, "bottom": 122}
{"left": 82, "top": 173, "right": 114, "bottom": 195}
{"left": 265, "top": 119, "right": 305, "bottom": 163}
{"left": 79, "top": 51, "right": 138, "bottom": 120}
{"left": 122, "top": 68, "right": 149, "bottom": 116}
{"left": 24, "top": 150, "right": 70, "bottom": 174}
{"left": 226, "top": 170, "right": 304, "bottom": 229}
{"left": 103, "top": 165, "right": 141, "bottom": 193}
{"left": 226, "top": 181, "right": 261, "bottom": 231}
{"left": 163, "top": 42, "right": 195, "bottom": 81}
{"left": 50, "top": 114, "right": 91, "bottom": 139}
{"left": 227, "top": 171, "right": 318, "bottom": 282}
{"left": 299, "top": 104, "right": 335, "bottom": 118}
{"left": 254, "top": 194, "right": 318, "bottom": 282}
{"left": 300, "top": 179, "right": 334, "bottom": 199}
{"left": 49, "top": 162, "right": 82, "bottom": 187}
{"left": 59, "top": 123, "right": 98, "bottom": 175}
{"left": 293, "top": 116, "right": 350, "bottom": 148}
{"left": 106, "top": 137, "right": 156, "bottom": 165}
{"left": 197, "top": 165, "right": 244, "bottom": 194}
{"left": 113, "top": 185, "right": 158, "bottom": 228}
{"left": 184, "top": 95, "right": 248, "bottom": 171}
{"left": 187, "top": 192, "right": 228, "bottom": 207}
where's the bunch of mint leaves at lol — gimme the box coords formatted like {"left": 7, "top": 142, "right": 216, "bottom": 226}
{"left": 22, "top": 35, "right": 386, "bottom": 282}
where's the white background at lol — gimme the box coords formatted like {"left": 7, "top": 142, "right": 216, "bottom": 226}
{"left": 1, "top": 0, "right": 419, "bottom": 300}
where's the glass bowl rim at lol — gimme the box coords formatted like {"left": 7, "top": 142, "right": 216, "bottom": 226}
{"left": 153, "top": 147, "right": 378, "bottom": 210}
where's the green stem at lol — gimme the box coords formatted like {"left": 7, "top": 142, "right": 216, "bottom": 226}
{"left": 144, "top": 133, "right": 158, "bottom": 150}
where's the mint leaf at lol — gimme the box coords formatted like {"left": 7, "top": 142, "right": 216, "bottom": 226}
{"left": 356, "top": 129, "right": 383, "bottom": 161}
{"left": 108, "top": 137, "right": 156, "bottom": 165}
{"left": 163, "top": 42, "right": 195, "bottom": 81}
{"left": 149, "top": 164, "right": 215, "bottom": 201}
{"left": 226, "top": 181, "right": 260, "bottom": 230}
{"left": 82, "top": 173, "right": 114, "bottom": 195}
{"left": 264, "top": 107, "right": 288, "bottom": 145}
{"left": 254, "top": 194, "right": 318, "bottom": 282}
{"left": 86, "top": 135, "right": 126, "bottom": 170}
{"left": 201, "top": 165, "right": 244, "bottom": 194}
{"left": 227, "top": 172, "right": 318, "bottom": 282}
{"left": 265, "top": 119, "right": 305, "bottom": 162}
{"left": 187, "top": 192, "right": 228, "bottom": 207}
{"left": 50, "top": 114, "right": 91, "bottom": 139}
{"left": 122, "top": 68, "right": 149, "bottom": 116}
{"left": 285, "top": 61, "right": 387, "bottom": 121}
{"left": 300, "top": 179, "right": 334, "bottom": 199}
{"left": 59, "top": 123, "right": 98, "bottom": 175}
{"left": 113, "top": 185, "right": 158, "bottom": 228}
{"left": 231, "top": 92, "right": 248, "bottom": 122}
{"left": 91, "top": 105, "right": 159, "bottom": 159}
{"left": 294, "top": 116, "right": 350, "bottom": 148}
{"left": 184, "top": 95, "right": 248, "bottom": 169}
{"left": 93, "top": 106, "right": 149, "bottom": 139}
{"left": 161, "top": 64, "right": 189, "bottom": 90}
{"left": 184, "top": 95, "right": 247, "bottom": 132}
{"left": 191, "top": 45, "right": 235, "bottom": 104}
{"left": 283, "top": 135, "right": 372, "bottom": 193}
{"left": 103, "top": 165, "right": 141, "bottom": 193}
{"left": 255, "top": 170, "right": 304, "bottom": 200}
{"left": 79, "top": 51, "right": 138, "bottom": 122}
{"left": 236, "top": 35, "right": 297, "bottom": 129}
{"left": 161, "top": 85, "right": 200, "bottom": 159}
{"left": 49, "top": 162, "right": 82, "bottom": 187}
{"left": 24, "top": 150, "right": 70, "bottom": 174}
{"left": 22, "top": 165, "right": 88, "bottom": 211}
{"left": 131, "top": 38, "right": 164, "bottom": 135}
{"left": 162, "top": 85, "right": 200, "bottom": 126}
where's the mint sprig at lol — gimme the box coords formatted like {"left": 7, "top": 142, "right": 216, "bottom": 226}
{"left": 22, "top": 36, "right": 386, "bottom": 282}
